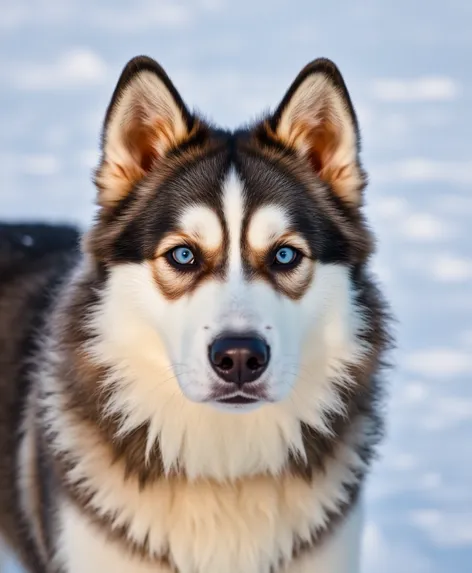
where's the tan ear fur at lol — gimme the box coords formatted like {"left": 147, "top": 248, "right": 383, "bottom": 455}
{"left": 95, "top": 59, "right": 189, "bottom": 207}
{"left": 273, "top": 61, "right": 365, "bottom": 206}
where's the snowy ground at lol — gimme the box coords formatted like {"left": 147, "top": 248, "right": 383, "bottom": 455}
{"left": 1, "top": 1, "right": 471, "bottom": 571}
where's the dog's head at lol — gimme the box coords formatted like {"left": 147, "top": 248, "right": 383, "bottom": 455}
{"left": 85, "top": 56, "right": 372, "bottom": 421}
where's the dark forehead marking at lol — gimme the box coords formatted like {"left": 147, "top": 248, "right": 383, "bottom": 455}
{"left": 232, "top": 144, "right": 352, "bottom": 264}
{"left": 103, "top": 127, "right": 357, "bottom": 266}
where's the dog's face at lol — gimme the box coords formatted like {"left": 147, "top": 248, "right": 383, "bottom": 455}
{"left": 87, "top": 57, "right": 371, "bottom": 415}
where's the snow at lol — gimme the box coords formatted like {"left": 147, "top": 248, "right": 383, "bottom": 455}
{"left": 1, "top": 1, "right": 471, "bottom": 571}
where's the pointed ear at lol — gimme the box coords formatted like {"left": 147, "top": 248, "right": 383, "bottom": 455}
{"left": 95, "top": 56, "right": 192, "bottom": 207}
{"left": 270, "top": 58, "right": 366, "bottom": 206}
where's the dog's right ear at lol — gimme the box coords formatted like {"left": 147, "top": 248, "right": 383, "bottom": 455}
{"left": 95, "top": 56, "right": 192, "bottom": 207}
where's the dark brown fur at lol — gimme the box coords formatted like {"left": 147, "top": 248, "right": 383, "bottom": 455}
{"left": 0, "top": 224, "right": 80, "bottom": 571}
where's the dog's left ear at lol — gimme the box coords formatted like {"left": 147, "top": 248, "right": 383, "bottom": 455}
{"left": 95, "top": 56, "right": 193, "bottom": 207}
{"left": 270, "top": 58, "right": 365, "bottom": 206}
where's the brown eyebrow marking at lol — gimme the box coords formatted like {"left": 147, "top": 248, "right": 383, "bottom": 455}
{"left": 154, "top": 232, "right": 203, "bottom": 259}
{"left": 245, "top": 232, "right": 312, "bottom": 268}
{"left": 270, "top": 232, "right": 312, "bottom": 257}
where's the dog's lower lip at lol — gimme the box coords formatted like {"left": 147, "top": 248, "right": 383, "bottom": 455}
{"left": 216, "top": 394, "right": 259, "bottom": 405}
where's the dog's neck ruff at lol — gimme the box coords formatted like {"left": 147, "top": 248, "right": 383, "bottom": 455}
{"left": 73, "top": 262, "right": 368, "bottom": 481}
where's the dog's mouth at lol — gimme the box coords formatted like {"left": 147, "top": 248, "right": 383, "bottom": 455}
{"left": 216, "top": 394, "right": 260, "bottom": 405}
{"left": 209, "top": 386, "right": 268, "bottom": 407}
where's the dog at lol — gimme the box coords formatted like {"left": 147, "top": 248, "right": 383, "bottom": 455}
{"left": 0, "top": 56, "right": 390, "bottom": 573}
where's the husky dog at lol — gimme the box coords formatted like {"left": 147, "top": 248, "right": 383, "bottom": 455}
{"left": 0, "top": 56, "right": 390, "bottom": 573}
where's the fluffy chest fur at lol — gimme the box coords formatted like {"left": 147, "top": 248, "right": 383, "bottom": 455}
{"left": 38, "top": 397, "right": 368, "bottom": 573}
{"left": 55, "top": 498, "right": 363, "bottom": 573}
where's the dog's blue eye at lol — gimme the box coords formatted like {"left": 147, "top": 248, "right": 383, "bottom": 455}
{"left": 274, "top": 247, "right": 297, "bottom": 265}
{"left": 171, "top": 247, "right": 195, "bottom": 266}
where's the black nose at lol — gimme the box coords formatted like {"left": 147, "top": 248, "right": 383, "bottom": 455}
{"left": 209, "top": 336, "right": 270, "bottom": 385}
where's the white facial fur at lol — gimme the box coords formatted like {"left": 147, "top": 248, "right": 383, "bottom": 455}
{"left": 87, "top": 168, "right": 367, "bottom": 479}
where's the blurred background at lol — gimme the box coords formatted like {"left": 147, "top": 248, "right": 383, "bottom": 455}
{"left": 1, "top": 1, "right": 471, "bottom": 571}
